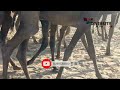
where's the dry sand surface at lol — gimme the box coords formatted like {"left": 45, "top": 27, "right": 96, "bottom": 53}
{"left": 0, "top": 15, "right": 120, "bottom": 79}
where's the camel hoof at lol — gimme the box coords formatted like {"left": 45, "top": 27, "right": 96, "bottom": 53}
{"left": 52, "top": 67, "right": 59, "bottom": 73}
{"left": 105, "top": 52, "right": 111, "bottom": 56}
{"left": 27, "top": 60, "right": 34, "bottom": 65}
{"left": 56, "top": 55, "right": 60, "bottom": 59}
{"left": 96, "top": 73, "right": 103, "bottom": 79}
{"left": 13, "top": 66, "right": 21, "bottom": 70}
{"left": 56, "top": 75, "right": 61, "bottom": 79}
{"left": 102, "top": 39, "right": 107, "bottom": 42}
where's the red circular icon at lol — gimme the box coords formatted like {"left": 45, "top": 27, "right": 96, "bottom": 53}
{"left": 42, "top": 58, "right": 52, "bottom": 69}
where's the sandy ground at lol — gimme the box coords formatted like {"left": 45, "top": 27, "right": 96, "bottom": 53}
{"left": 0, "top": 15, "right": 120, "bottom": 79}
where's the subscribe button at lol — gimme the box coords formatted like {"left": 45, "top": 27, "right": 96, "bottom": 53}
{"left": 42, "top": 58, "right": 52, "bottom": 69}
{"left": 42, "top": 58, "right": 71, "bottom": 69}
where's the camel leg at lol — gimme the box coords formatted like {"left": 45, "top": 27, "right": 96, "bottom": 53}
{"left": 115, "top": 13, "right": 120, "bottom": 27}
{"left": 1, "top": 12, "right": 20, "bottom": 70}
{"left": 2, "top": 34, "right": 30, "bottom": 79}
{"left": 16, "top": 39, "right": 30, "bottom": 79}
{"left": 101, "top": 14, "right": 107, "bottom": 41}
{"left": 49, "top": 24, "right": 58, "bottom": 72}
{"left": 9, "top": 60, "right": 21, "bottom": 70}
{"left": 56, "top": 26, "right": 59, "bottom": 42}
{"left": 81, "top": 34, "right": 88, "bottom": 50}
{"left": 27, "top": 20, "right": 49, "bottom": 65}
{"left": 63, "top": 35, "right": 67, "bottom": 48}
{"left": 56, "top": 25, "right": 102, "bottom": 79}
{"left": 105, "top": 27, "right": 108, "bottom": 39}
{"left": 106, "top": 14, "right": 117, "bottom": 55}
{"left": 96, "top": 26, "right": 101, "bottom": 36}
{"left": 56, "top": 25, "right": 89, "bottom": 79}
{"left": 85, "top": 27, "right": 102, "bottom": 78}
{"left": 56, "top": 26, "right": 68, "bottom": 59}
{"left": 1, "top": 12, "right": 12, "bottom": 44}
{"left": 63, "top": 26, "right": 70, "bottom": 48}
{"left": 2, "top": 11, "right": 39, "bottom": 79}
